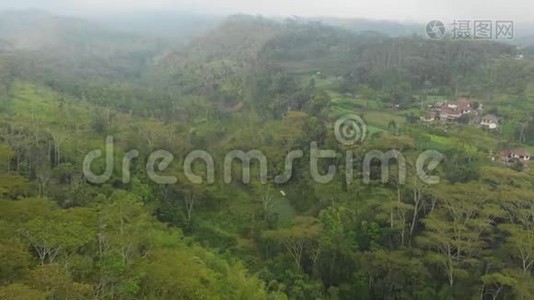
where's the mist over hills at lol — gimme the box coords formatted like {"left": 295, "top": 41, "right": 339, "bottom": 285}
{"left": 0, "top": 9, "right": 423, "bottom": 46}
{"left": 0, "top": 5, "right": 534, "bottom": 300}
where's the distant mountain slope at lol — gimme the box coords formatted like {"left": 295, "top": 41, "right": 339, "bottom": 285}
{"left": 0, "top": 10, "right": 168, "bottom": 85}
{"left": 0, "top": 9, "right": 164, "bottom": 52}
{"left": 184, "top": 15, "right": 284, "bottom": 62}
{"left": 0, "top": 39, "right": 12, "bottom": 52}
{"left": 152, "top": 15, "right": 360, "bottom": 73}
{"left": 313, "top": 17, "right": 421, "bottom": 36}
{"left": 90, "top": 12, "right": 223, "bottom": 41}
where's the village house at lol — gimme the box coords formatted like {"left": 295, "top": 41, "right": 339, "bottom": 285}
{"left": 386, "top": 103, "right": 400, "bottom": 110}
{"left": 439, "top": 106, "right": 463, "bottom": 121}
{"left": 500, "top": 149, "right": 531, "bottom": 162}
{"left": 480, "top": 114, "right": 500, "bottom": 129}
{"left": 425, "top": 98, "right": 482, "bottom": 123}
{"left": 420, "top": 111, "right": 437, "bottom": 122}
{"left": 447, "top": 97, "right": 475, "bottom": 114}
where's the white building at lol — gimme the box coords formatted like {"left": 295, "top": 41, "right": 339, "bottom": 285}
{"left": 480, "top": 115, "right": 499, "bottom": 129}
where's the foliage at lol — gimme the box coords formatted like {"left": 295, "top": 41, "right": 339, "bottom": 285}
{"left": 0, "top": 11, "right": 533, "bottom": 299}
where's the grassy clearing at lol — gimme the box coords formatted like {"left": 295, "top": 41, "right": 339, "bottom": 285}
{"left": 9, "top": 82, "right": 93, "bottom": 127}
{"left": 363, "top": 111, "right": 406, "bottom": 129}
{"left": 367, "top": 125, "right": 385, "bottom": 135}
{"left": 427, "top": 134, "right": 452, "bottom": 146}
{"left": 337, "top": 98, "right": 381, "bottom": 110}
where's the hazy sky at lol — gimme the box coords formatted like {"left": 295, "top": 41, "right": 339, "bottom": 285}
{"left": 2, "top": 0, "right": 533, "bottom": 23}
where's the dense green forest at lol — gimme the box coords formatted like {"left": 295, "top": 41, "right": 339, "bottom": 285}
{"left": 1, "top": 10, "right": 534, "bottom": 300}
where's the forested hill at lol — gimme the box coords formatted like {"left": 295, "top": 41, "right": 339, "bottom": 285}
{"left": 150, "top": 16, "right": 520, "bottom": 119}
{"left": 90, "top": 12, "right": 223, "bottom": 40}
{"left": 0, "top": 10, "right": 167, "bottom": 88}
{"left": 0, "top": 10, "right": 164, "bottom": 51}
{"left": 1, "top": 10, "right": 534, "bottom": 299}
